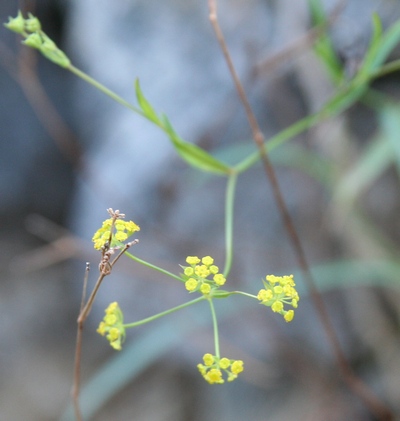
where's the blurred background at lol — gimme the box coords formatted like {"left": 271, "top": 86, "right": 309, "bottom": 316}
{"left": 1, "top": 0, "right": 400, "bottom": 419}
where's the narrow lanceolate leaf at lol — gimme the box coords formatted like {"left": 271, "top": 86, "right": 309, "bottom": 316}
{"left": 161, "top": 115, "right": 231, "bottom": 175}
{"left": 308, "top": 0, "right": 342, "bottom": 83}
{"left": 358, "top": 15, "right": 400, "bottom": 78}
{"left": 135, "top": 79, "right": 161, "bottom": 125}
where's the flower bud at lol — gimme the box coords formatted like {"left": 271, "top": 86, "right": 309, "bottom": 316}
{"left": 4, "top": 11, "right": 25, "bottom": 34}
{"left": 25, "top": 13, "right": 41, "bottom": 32}
{"left": 22, "top": 32, "right": 43, "bottom": 49}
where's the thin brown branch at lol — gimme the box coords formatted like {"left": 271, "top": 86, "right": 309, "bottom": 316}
{"left": 72, "top": 214, "right": 139, "bottom": 419}
{"left": 0, "top": 39, "right": 83, "bottom": 168}
{"left": 72, "top": 262, "right": 90, "bottom": 421}
{"left": 208, "top": 1, "right": 394, "bottom": 420}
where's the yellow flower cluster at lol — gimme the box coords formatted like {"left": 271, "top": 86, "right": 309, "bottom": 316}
{"left": 97, "top": 302, "right": 126, "bottom": 350}
{"left": 182, "top": 256, "right": 226, "bottom": 295}
{"left": 257, "top": 274, "right": 299, "bottom": 322}
{"left": 92, "top": 218, "right": 140, "bottom": 250}
{"left": 197, "top": 353, "right": 244, "bottom": 384}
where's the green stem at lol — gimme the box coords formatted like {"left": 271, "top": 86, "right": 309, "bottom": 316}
{"left": 230, "top": 290, "right": 259, "bottom": 300}
{"left": 371, "top": 58, "right": 400, "bottom": 79}
{"left": 124, "top": 251, "right": 184, "bottom": 283}
{"left": 68, "top": 64, "right": 143, "bottom": 115}
{"left": 207, "top": 298, "right": 220, "bottom": 358}
{"left": 124, "top": 296, "right": 205, "bottom": 328}
{"left": 223, "top": 173, "right": 237, "bottom": 277}
{"left": 233, "top": 83, "right": 366, "bottom": 174}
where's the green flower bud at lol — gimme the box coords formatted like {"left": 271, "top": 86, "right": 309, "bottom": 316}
{"left": 25, "top": 13, "right": 41, "bottom": 32}
{"left": 4, "top": 11, "right": 25, "bottom": 34}
{"left": 40, "top": 35, "right": 71, "bottom": 68}
{"left": 22, "top": 32, "right": 43, "bottom": 49}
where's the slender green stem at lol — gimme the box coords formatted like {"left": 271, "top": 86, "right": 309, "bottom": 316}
{"left": 233, "top": 83, "right": 366, "bottom": 174}
{"left": 223, "top": 173, "right": 237, "bottom": 277}
{"left": 230, "top": 290, "right": 258, "bottom": 300}
{"left": 371, "top": 58, "right": 400, "bottom": 79}
{"left": 124, "top": 296, "right": 205, "bottom": 328}
{"left": 207, "top": 298, "right": 220, "bottom": 358}
{"left": 67, "top": 64, "right": 143, "bottom": 115}
{"left": 124, "top": 251, "right": 184, "bottom": 283}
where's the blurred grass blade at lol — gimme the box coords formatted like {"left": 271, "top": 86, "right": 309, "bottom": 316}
{"left": 358, "top": 15, "right": 400, "bottom": 78}
{"left": 308, "top": 0, "right": 343, "bottom": 83}
{"left": 333, "top": 135, "right": 392, "bottom": 208}
{"left": 305, "top": 259, "right": 400, "bottom": 292}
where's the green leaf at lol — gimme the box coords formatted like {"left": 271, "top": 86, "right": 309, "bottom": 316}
{"left": 308, "top": 0, "right": 342, "bottom": 83}
{"left": 134, "top": 79, "right": 161, "bottom": 125}
{"left": 358, "top": 15, "right": 400, "bottom": 79}
{"left": 161, "top": 115, "right": 231, "bottom": 175}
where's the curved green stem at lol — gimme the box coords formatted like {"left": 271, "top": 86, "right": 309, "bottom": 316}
{"left": 125, "top": 251, "right": 184, "bottom": 283}
{"left": 233, "top": 83, "right": 365, "bottom": 174}
{"left": 371, "top": 58, "right": 400, "bottom": 79}
{"left": 223, "top": 173, "right": 237, "bottom": 277}
{"left": 68, "top": 64, "right": 143, "bottom": 115}
{"left": 124, "top": 296, "right": 205, "bottom": 328}
{"left": 230, "top": 290, "right": 258, "bottom": 300}
{"left": 207, "top": 298, "right": 220, "bottom": 358}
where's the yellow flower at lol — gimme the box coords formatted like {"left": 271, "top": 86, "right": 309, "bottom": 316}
{"left": 258, "top": 274, "right": 299, "bottom": 322}
{"left": 200, "top": 283, "right": 211, "bottom": 295}
{"left": 202, "top": 256, "right": 214, "bottom": 266}
{"left": 92, "top": 214, "right": 140, "bottom": 250}
{"left": 97, "top": 302, "right": 125, "bottom": 351}
{"left": 203, "top": 353, "right": 214, "bottom": 366}
{"left": 205, "top": 368, "right": 224, "bottom": 384}
{"left": 213, "top": 274, "right": 226, "bottom": 286}
{"left": 271, "top": 301, "right": 283, "bottom": 313}
{"left": 182, "top": 255, "right": 228, "bottom": 295}
{"left": 195, "top": 265, "right": 210, "bottom": 278}
{"left": 284, "top": 310, "right": 294, "bottom": 322}
{"left": 209, "top": 265, "right": 219, "bottom": 274}
{"left": 184, "top": 267, "right": 194, "bottom": 276}
{"left": 186, "top": 256, "right": 200, "bottom": 265}
{"left": 231, "top": 360, "right": 244, "bottom": 374}
{"left": 197, "top": 354, "right": 244, "bottom": 384}
{"left": 185, "top": 278, "right": 198, "bottom": 292}
{"left": 219, "top": 358, "right": 230, "bottom": 369}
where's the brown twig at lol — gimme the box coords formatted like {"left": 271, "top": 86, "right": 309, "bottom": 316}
{"left": 208, "top": 1, "right": 394, "bottom": 420}
{"left": 72, "top": 262, "right": 90, "bottom": 421}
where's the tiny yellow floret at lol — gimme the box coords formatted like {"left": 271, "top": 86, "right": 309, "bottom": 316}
{"left": 203, "top": 353, "right": 214, "bottom": 366}
{"left": 202, "top": 256, "right": 214, "bottom": 266}
{"left": 186, "top": 256, "right": 200, "bottom": 265}
{"left": 200, "top": 283, "right": 211, "bottom": 295}
{"left": 185, "top": 278, "right": 198, "bottom": 292}
{"left": 219, "top": 358, "right": 231, "bottom": 369}
{"left": 231, "top": 360, "right": 244, "bottom": 374}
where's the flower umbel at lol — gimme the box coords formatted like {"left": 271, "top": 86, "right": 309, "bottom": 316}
{"left": 4, "top": 11, "right": 71, "bottom": 67}
{"left": 97, "top": 302, "right": 126, "bottom": 350}
{"left": 182, "top": 255, "right": 226, "bottom": 295}
{"left": 257, "top": 274, "right": 299, "bottom": 322}
{"left": 92, "top": 210, "right": 140, "bottom": 250}
{"left": 197, "top": 353, "right": 244, "bottom": 384}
